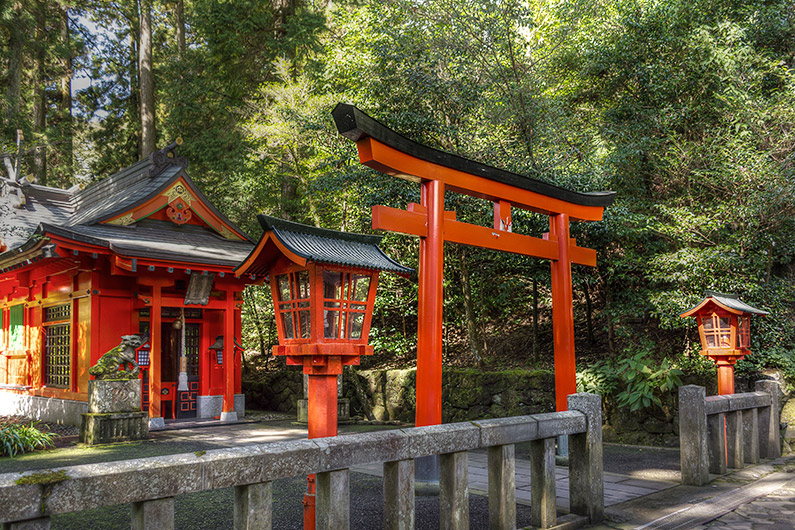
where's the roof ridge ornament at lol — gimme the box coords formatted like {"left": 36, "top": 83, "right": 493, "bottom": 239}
{"left": 148, "top": 138, "right": 188, "bottom": 177}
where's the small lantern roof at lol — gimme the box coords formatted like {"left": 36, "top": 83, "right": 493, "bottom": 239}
{"left": 236, "top": 215, "right": 413, "bottom": 278}
{"left": 680, "top": 291, "right": 769, "bottom": 318}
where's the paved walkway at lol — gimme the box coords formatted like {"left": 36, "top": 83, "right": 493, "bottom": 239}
{"left": 353, "top": 450, "right": 677, "bottom": 511}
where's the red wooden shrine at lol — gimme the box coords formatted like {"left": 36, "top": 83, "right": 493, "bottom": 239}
{"left": 236, "top": 214, "right": 410, "bottom": 529}
{"left": 0, "top": 142, "right": 254, "bottom": 426}
{"left": 680, "top": 292, "right": 768, "bottom": 395}
{"left": 333, "top": 104, "right": 615, "bottom": 423}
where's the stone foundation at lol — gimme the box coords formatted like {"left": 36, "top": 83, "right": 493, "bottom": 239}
{"left": 0, "top": 392, "right": 87, "bottom": 426}
{"left": 80, "top": 412, "right": 149, "bottom": 444}
{"left": 88, "top": 379, "right": 140, "bottom": 413}
{"left": 296, "top": 398, "right": 351, "bottom": 424}
{"left": 196, "top": 394, "right": 246, "bottom": 419}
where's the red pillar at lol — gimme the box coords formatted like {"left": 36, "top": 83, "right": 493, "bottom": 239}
{"left": 222, "top": 289, "right": 236, "bottom": 418}
{"left": 716, "top": 361, "right": 736, "bottom": 395}
{"left": 416, "top": 179, "right": 445, "bottom": 427}
{"left": 149, "top": 285, "right": 162, "bottom": 421}
{"left": 550, "top": 213, "right": 576, "bottom": 412}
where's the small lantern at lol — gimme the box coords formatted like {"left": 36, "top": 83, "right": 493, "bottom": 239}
{"left": 235, "top": 215, "right": 410, "bottom": 530}
{"left": 209, "top": 335, "right": 224, "bottom": 364}
{"left": 681, "top": 291, "right": 768, "bottom": 394}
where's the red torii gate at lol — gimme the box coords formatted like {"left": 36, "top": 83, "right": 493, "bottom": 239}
{"left": 333, "top": 104, "right": 615, "bottom": 426}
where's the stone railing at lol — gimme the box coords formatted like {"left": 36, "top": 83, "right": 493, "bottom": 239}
{"left": 0, "top": 393, "right": 602, "bottom": 530}
{"left": 679, "top": 381, "right": 781, "bottom": 486}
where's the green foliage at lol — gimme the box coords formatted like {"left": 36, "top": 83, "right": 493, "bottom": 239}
{"left": 615, "top": 352, "right": 683, "bottom": 412}
{"left": 0, "top": 422, "right": 56, "bottom": 458}
{"left": 576, "top": 360, "right": 618, "bottom": 396}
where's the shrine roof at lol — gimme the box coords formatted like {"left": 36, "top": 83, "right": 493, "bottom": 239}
{"left": 332, "top": 103, "right": 615, "bottom": 208}
{"left": 0, "top": 143, "right": 253, "bottom": 269}
{"left": 238, "top": 215, "right": 412, "bottom": 276}
{"left": 42, "top": 221, "right": 253, "bottom": 268}
{"left": 681, "top": 291, "right": 769, "bottom": 317}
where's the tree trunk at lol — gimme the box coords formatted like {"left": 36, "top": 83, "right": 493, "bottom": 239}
{"left": 460, "top": 250, "right": 484, "bottom": 364}
{"left": 139, "top": 0, "right": 156, "bottom": 157}
{"left": 532, "top": 277, "right": 539, "bottom": 358}
{"left": 128, "top": 5, "right": 140, "bottom": 160}
{"left": 5, "top": 1, "right": 25, "bottom": 131}
{"left": 175, "top": 0, "right": 186, "bottom": 59}
{"left": 583, "top": 280, "right": 594, "bottom": 344}
{"left": 57, "top": 3, "right": 73, "bottom": 181}
{"left": 32, "top": 0, "right": 47, "bottom": 185}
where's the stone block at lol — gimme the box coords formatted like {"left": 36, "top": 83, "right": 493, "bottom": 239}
{"left": 568, "top": 393, "right": 603, "bottom": 524}
{"left": 3, "top": 517, "right": 51, "bottom": 529}
{"left": 44, "top": 454, "right": 203, "bottom": 514}
{"left": 756, "top": 379, "right": 782, "bottom": 459}
{"left": 532, "top": 411, "right": 586, "bottom": 439}
{"left": 530, "top": 437, "right": 556, "bottom": 529}
{"left": 0, "top": 477, "right": 42, "bottom": 523}
{"left": 316, "top": 469, "right": 349, "bottom": 530}
{"left": 440, "top": 451, "right": 468, "bottom": 530}
{"left": 131, "top": 497, "right": 174, "bottom": 530}
{"left": 234, "top": 482, "right": 271, "bottom": 530}
{"left": 743, "top": 407, "right": 760, "bottom": 464}
{"left": 488, "top": 445, "right": 516, "bottom": 530}
{"left": 725, "top": 411, "right": 743, "bottom": 469}
{"left": 204, "top": 440, "right": 320, "bottom": 487}
{"left": 88, "top": 379, "right": 141, "bottom": 413}
{"left": 728, "top": 392, "right": 770, "bottom": 412}
{"left": 384, "top": 460, "right": 414, "bottom": 530}
{"left": 705, "top": 395, "right": 729, "bottom": 415}
{"left": 314, "top": 430, "right": 410, "bottom": 471}
{"left": 79, "top": 411, "right": 148, "bottom": 445}
{"left": 472, "top": 416, "right": 538, "bottom": 446}
{"left": 404, "top": 423, "right": 480, "bottom": 459}
{"left": 708, "top": 413, "right": 728, "bottom": 473}
{"left": 679, "top": 385, "right": 709, "bottom": 486}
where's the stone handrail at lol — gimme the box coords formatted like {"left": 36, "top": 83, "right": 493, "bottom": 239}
{"left": 0, "top": 393, "right": 602, "bottom": 530}
{"left": 679, "top": 381, "right": 781, "bottom": 486}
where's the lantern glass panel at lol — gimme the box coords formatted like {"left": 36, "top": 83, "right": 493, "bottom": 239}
{"left": 703, "top": 314, "right": 731, "bottom": 348}
{"left": 275, "top": 271, "right": 311, "bottom": 341}
{"left": 351, "top": 275, "right": 370, "bottom": 301}
{"left": 738, "top": 316, "right": 750, "bottom": 349}
{"left": 277, "top": 275, "right": 291, "bottom": 301}
{"left": 322, "top": 270, "right": 374, "bottom": 340}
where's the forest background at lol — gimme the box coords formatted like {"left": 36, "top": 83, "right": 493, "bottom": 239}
{"left": 3, "top": 0, "right": 795, "bottom": 410}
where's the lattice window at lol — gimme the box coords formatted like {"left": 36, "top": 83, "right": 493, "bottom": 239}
{"left": 44, "top": 304, "right": 71, "bottom": 322}
{"left": 44, "top": 323, "right": 71, "bottom": 388}
{"left": 185, "top": 323, "right": 200, "bottom": 376}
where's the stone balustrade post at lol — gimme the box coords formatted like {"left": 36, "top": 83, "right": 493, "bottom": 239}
{"left": 679, "top": 385, "right": 709, "bottom": 486}
{"left": 488, "top": 444, "right": 516, "bottom": 530}
{"left": 743, "top": 407, "right": 760, "bottom": 464}
{"left": 756, "top": 380, "right": 782, "bottom": 459}
{"left": 725, "top": 411, "right": 743, "bottom": 469}
{"left": 530, "top": 437, "right": 556, "bottom": 529}
{"left": 234, "top": 482, "right": 272, "bottom": 530}
{"left": 383, "top": 459, "right": 415, "bottom": 530}
{"left": 440, "top": 451, "right": 469, "bottom": 530}
{"left": 316, "top": 469, "right": 350, "bottom": 530}
{"left": 707, "top": 412, "right": 727, "bottom": 473}
{"left": 567, "top": 392, "right": 603, "bottom": 524}
{"left": 132, "top": 497, "right": 174, "bottom": 530}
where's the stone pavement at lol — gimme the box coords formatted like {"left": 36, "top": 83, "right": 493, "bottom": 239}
{"left": 590, "top": 456, "right": 795, "bottom": 530}
{"left": 353, "top": 449, "right": 678, "bottom": 511}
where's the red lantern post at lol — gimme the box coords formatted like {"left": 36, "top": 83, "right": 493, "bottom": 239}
{"left": 681, "top": 291, "right": 768, "bottom": 395}
{"left": 235, "top": 215, "right": 410, "bottom": 529}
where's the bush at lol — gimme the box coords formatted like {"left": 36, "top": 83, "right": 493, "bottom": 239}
{"left": 0, "top": 422, "right": 57, "bottom": 458}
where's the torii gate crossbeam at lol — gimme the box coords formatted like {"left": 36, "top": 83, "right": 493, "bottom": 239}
{"left": 334, "top": 104, "right": 615, "bottom": 426}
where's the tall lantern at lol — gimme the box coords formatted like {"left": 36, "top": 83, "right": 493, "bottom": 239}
{"left": 680, "top": 291, "right": 768, "bottom": 395}
{"left": 235, "top": 215, "right": 411, "bottom": 529}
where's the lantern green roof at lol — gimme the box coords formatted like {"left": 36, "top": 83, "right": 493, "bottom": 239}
{"left": 236, "top": 215, "right": 413, "bottom": 277}
{"left": 680, "top": 291, "right": 769, "bottom": 318}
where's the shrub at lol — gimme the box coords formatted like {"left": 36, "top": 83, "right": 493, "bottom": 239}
{"left": 0, "top": 422, "right": 57, "bottom": 458}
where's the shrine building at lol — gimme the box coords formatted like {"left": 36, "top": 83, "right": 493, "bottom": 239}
{"left": 0, "top": 142, "right": 254, "bottom": 427}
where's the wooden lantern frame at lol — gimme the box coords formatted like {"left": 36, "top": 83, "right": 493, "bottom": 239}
{"left": 681, "top": 293, "right": 767, "bottom": 395}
